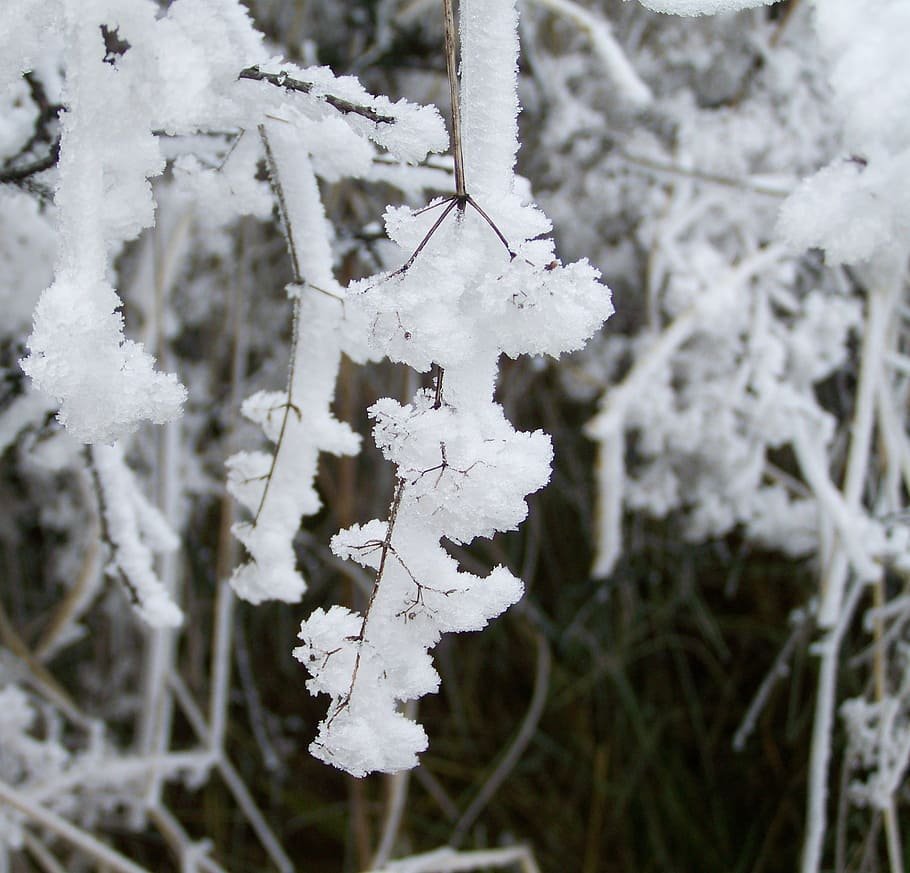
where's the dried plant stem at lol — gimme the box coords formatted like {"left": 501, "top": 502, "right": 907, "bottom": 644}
{"left": 363, "top": 844, "right": 541, "bottom": 873}
{"left": 871, "top": 577, "right": 905, "bottom": 873}
{"left": 168, "top": 674, "right": 295, "bottom": 873}
{"left": 22, "top": 830, "right": 67, "bottom": 873}
{"left": 0, "top": 780, "right": 152, "bottom": 873}
{"left": 800, "top": 579, "right": 865, "bottom": 873}
{"left": 442, "top": 0, "right": 465, "bottom": 198}
{"left": 330, "top": 481, "right": 407, "bottom": 726}
{"left": 240, "top": 66, "right": 395, "bottom": 124}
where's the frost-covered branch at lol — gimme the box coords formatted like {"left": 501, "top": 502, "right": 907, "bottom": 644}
{"left": 239, "top": 66, "right": 396, "bottom": 124}
{"left": 295, "top": 0, "right": 611, "bottom": 776}
{"left": 88, "top": 444, "right": 182, "bottom": 628}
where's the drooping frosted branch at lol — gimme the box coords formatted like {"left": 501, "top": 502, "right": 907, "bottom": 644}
{"left": 296, "top": 0, "right": 613, "bottom": 775}
{"left": 90, "top": 443, "right": 182, "bottom": 628}
{"left": 22, "top": 1, "right": 186, "bottom": 444}
{"left": 227, "top": 122, "right": 360, "bottom": 604}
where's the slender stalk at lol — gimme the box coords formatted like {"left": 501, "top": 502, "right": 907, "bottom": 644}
{"left": 240, "top": 66, "right": 395, "bottom": 124}
{"left": 442, "top": 0, "right": 465, "bottom": 198}
{"left": 168, "top": 675, "right": 294, "bottom": 873}
{"left": 801, "top": 579, "right": 865, "bottom": 873}
{"left": 209, "top": 222, "right": 248, "bottom": 753}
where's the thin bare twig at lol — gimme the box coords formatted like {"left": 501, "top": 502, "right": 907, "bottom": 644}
{"left": 442, "top": 0, "right": 466, "bottom": 198}
{"left": 240, "top": 66, "right": 395, "bottom": 124}
{"left": 328, "top": 481, "right": 407, "bottom": 727}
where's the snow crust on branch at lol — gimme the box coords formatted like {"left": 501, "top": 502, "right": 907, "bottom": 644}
{"left": 92, "top": 443, "right": 182, "bottom": 628}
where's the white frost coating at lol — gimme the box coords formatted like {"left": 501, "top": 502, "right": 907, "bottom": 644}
{"left": 297, "top": 0, "right": 612, "bottom": 775}
{"left": 842, "top": 650, "right": 910, "bottom": 811}
{"left": 226, "top": 61, "right": 448, "bottom": 604}
{"left": 778, "top": 0, "right": 910, "bottom": 264}
{"left": 26, "top": 274, "right": 186, "bottom": 444}
{"left": 634, "top": 0, "right": 774, "bottom": 14}
{"left": 0, "top": 0, "right": 61, "bottom": 90}
{"left": 21, "top": 0, "right": 186, "bottom": 444}
{"left": 92, "top": 444, "right": 182, "bottom": 628}
{"left": 460, "top": 0, "right": 520, "bottom": 199}
{"left": 778, "top": 154, "right": 910, "bottom": 265}
{"left": 239, "top": 63, "right": 448, "bottom": 166}
{"left": 227, "top": 122, "right": 360, "bottom": 604}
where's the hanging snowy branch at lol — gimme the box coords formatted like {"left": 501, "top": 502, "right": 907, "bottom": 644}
{"left": 294, "top": 0, "right": 612, "bottom": 776}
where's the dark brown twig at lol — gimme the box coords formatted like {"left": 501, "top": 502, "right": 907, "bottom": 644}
{"left": 327, "top": 480, "right": 406, "bottom": 727}
{"left": 0, "top": 73, "right": 62, "bottom": 186}
{"left": 239, "top": 66, "right": 395, "bottom": 124}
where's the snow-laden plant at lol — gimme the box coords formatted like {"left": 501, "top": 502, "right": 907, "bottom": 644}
{"left": 292, "top": 0, "right": 612, "bottom": 776}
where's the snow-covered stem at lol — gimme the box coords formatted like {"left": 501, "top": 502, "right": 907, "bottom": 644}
{"left": 733, "top": 612, "right": 812, "bottom": 752}
{"left": 228, "top": 117, "right": 366, "bottom": 604}
{"left": 790, "top": 421, "right": 880, "bottom": 584}
{"left": 25, "top": 751, "right": 215, "bottom": 805}
{"left": 87, "top": 444, "right": 183, "bottom": 628}
{"left": 801, "top": 578, "right": 865, "bottom": 873}
{"left": 871, "top": 569, "right": 905, "bottom": 873}
{"left": 21, "top": 831, "right": 67, "bottom": 873}
{"left": 148, "top": 804, "right": 230, "bottom": 873}
{"left": 239, "top": 66, "right": 395, "bottom": 124}
{"left": 216, "top": 757, "right": 295, "bottom": 873}
{"left": 297, "top": 0, "right": 610, "bottom": 775}
{"left": 138, "top": 415, "right": 184, "bottom": 811}
{"left": 210, "top": 253, "right": 247, "bottom": 753}
{"left": 208, "top": 578, "right": 235, "bottom": 753}
{"left": 817, "top": 272, "right": 898, "bottom": 627}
